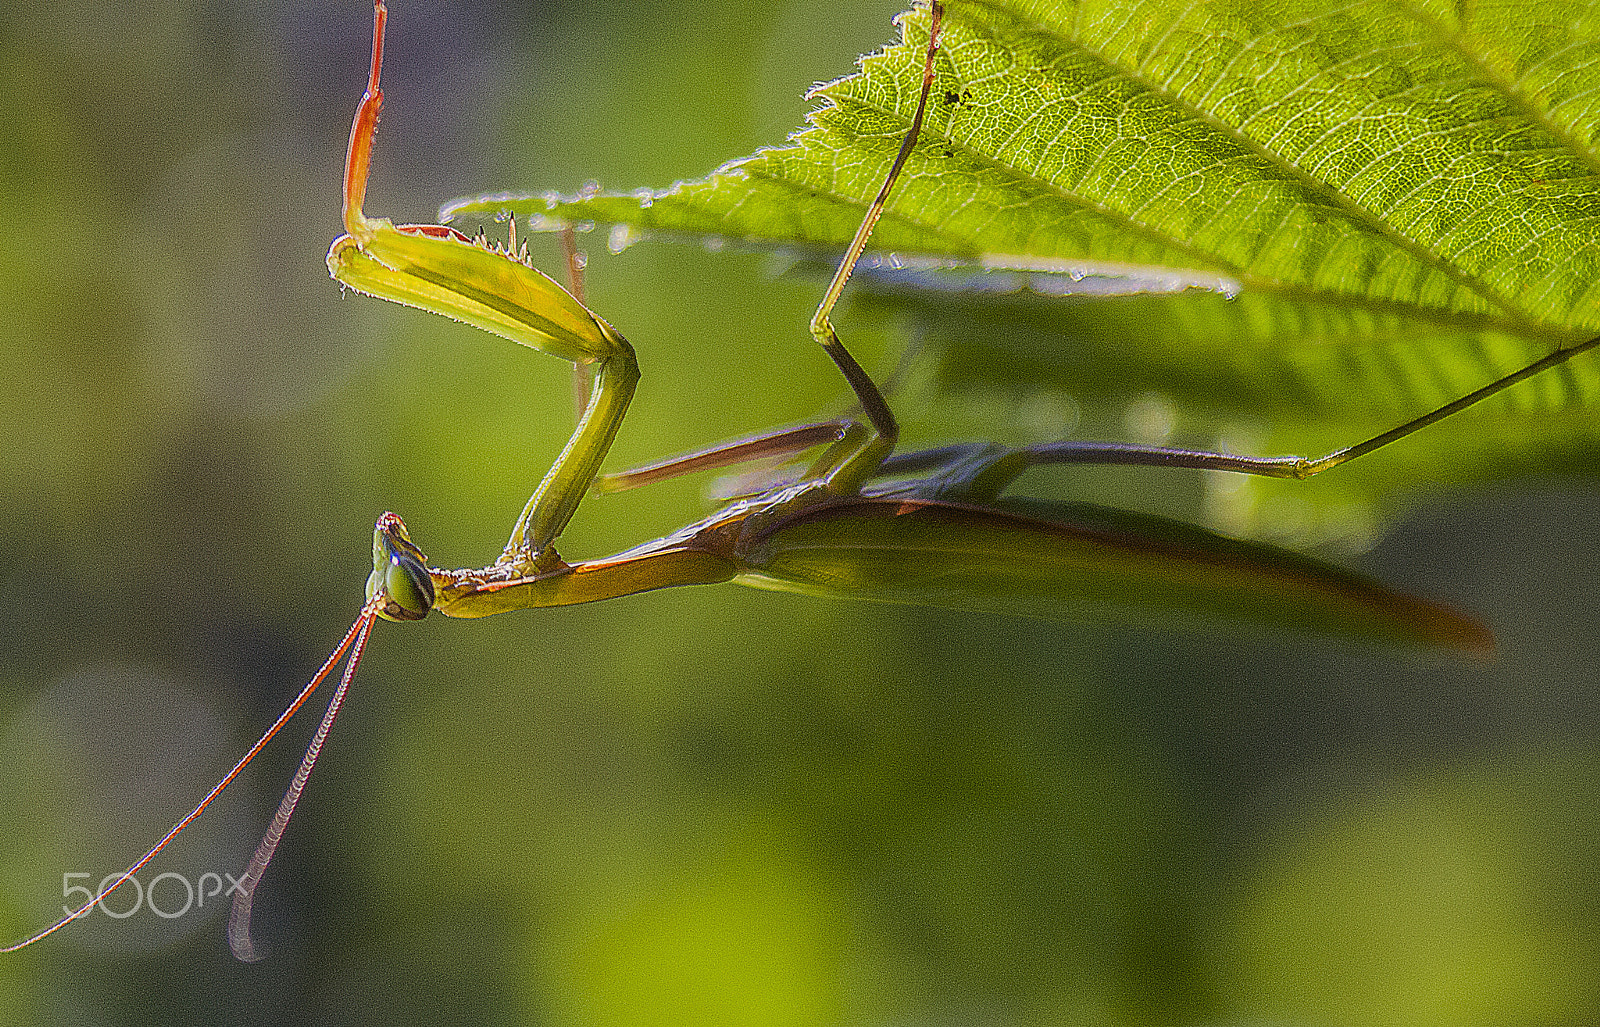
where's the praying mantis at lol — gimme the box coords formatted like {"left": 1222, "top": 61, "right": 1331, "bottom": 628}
{"left": 7, "top": 0, "right": 1598, "bottom": 962}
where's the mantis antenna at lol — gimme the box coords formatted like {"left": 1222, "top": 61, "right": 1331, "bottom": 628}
{"left": 0, "top": 602, "right": 380, "bottom": 956}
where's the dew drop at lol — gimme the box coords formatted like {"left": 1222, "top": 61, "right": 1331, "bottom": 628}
{"left": 607, "top": 224, "right": 639, "bottom": 255}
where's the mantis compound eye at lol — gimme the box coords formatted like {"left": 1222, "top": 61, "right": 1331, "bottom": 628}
{"left": 368, "top": 513, "right": 435, "bottom": 622}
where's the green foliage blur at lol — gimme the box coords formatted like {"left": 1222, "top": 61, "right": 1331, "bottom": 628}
{"left": 0, "top": 1, "right": 1598, "bottom": 1025}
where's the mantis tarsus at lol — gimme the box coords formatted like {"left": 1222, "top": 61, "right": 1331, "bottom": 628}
{"left": 7, "top": 0, "right": 1598, "bottom": 961}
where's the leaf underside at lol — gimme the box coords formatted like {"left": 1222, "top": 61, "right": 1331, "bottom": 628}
{"left": 450, "top": 0, "right": 1600, "bottom": 543}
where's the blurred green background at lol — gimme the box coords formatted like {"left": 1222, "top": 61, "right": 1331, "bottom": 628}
{"left": 2, "top": 1, "right": 1599, "bottom": 1024}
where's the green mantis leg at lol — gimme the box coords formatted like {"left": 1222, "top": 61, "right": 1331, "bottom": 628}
{"left": 329, "top": 0, "right": 638, "bottom": 572}
{"left": 878, "top": 328, "right": 1600, "bottom": 505}
{"left": 803, "top": 0, "right": 945, "bottom": 494}
{"left": 592, "top": 0, "right": 947, "bottom": 508}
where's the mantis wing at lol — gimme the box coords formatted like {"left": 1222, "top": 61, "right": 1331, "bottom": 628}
{"left": 736, "top": 498, "right": 1492, "bottom": 652}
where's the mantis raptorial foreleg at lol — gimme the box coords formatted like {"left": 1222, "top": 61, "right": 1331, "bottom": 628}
{"left": 328, "top": 0, "right": 637, "bottom": 569}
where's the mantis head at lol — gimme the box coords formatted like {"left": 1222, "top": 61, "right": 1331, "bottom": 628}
{"left": 368, "top": 512, "right": 435, "bottom": 622}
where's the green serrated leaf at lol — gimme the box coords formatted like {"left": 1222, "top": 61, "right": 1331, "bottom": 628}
{"left": 447, "top": 0, "right": 1600, "bottom": 545}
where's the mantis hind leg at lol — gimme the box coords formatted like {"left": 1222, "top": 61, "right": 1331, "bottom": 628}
{"left": 881, "top": 329, "right": 1600, "bottom": 505}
